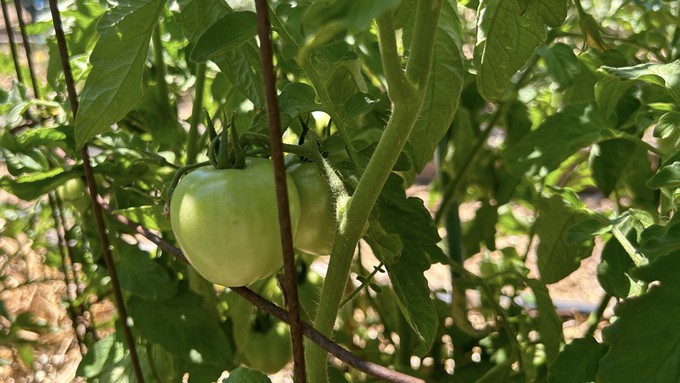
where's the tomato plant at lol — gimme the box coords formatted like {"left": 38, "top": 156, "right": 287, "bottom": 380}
{"left": 170, "top": 158, "right": 301, "bottom": 287}
{"left": 1, "top": 0, "right": 679, "bottom": 382}
{"left": 288, "top": 162, "right": 336, "bottom": 255}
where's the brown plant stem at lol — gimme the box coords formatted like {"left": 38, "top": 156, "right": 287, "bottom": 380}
{"left": 253, "top": 0, "right": 306, "bottom": 381}
{"left": 48, "top": 1, "right": 145, "bottom": 381}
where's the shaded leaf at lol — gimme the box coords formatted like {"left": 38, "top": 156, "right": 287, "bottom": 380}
{"left": 646, "top": 160, "right": 680, "bottom": 189}
{"left": 75, "top": 0, "right": 164, "bottom": 147}
{"left": 0, "top": 167, "right": 83, "bottom": 201}
{"left": 597, "top": 62, "right": 680, "bottom": 121}
{"left": 278, "top": 83, "right": 322, "bottom": 117}
{"left": 537, "top": 43, "right": 580, "bottom": 88}
{"left": 214, "top": 41, "right": 264, "bottom": 107}
{"left": 365, "top": 174, "right": 443, "bottom": 354}
{"left": 407, "top": 0, "right": 464, "bottom": 173}
{"left": 504, "top": 104, "right": 609, "bottom": 177}
{"left": 548, "top": 336, "right": 608, "bottom": 383}
{"left": 535, "top": 195, "right": 595, "bottom": 283}
{"left": 598, "top": 250, "right": 680, "bottom": 383}
{"left": 175, "top": 0, "right": 230, "bottom": 43}
{"left": 475, "top": 0, "right": 545, "bottom": 100}
{"left": 654, "top": 111, "right": 680, "bottom": 139}
{"left": 303, "top": 0, "right": 401, "bottom": 33}
{"left": 191, "top": 12, "right": 258, "bottom": 62}
{"left": 222, "top": 367, "right": 272, "bottom": 383}
{"left": 597, "top": 236, "right": 635, "bottom": 298}
{"left": 589, "top": 139, "right": 637, "bottom": 196}
{"left": 112, "top": 205, "right": 171, "bottom": 231}
{"left": 116, "top": 243, "right": 176, "bottom": 300}
{"left": 526, "top": 279, "right": 563, "bottom": 363}
{"left": 128, "top": 291, "right": 233, "bottom": 365}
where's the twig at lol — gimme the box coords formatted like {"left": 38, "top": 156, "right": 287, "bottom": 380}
{"left": 253, "top": 1, "right": 306, "bottom": 380}
{"left": 100, "top": 204, "right": 424, "bottom": 383}
{"left": 47, "top": 2, "right": 145, "bottom": 381}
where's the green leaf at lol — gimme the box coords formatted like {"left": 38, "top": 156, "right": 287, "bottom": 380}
{"left": 77, "top": 335, "right": 155, "bottom": 383}
{"left": 223, "top": 367, "right": 272, "bottom": 383}
{"left": 463, "top": 199, "right": 499, "bottom": 256}
{"left": 654, "top": 111, "right": 680, "bottom": 139}
{"left": 526, "top": 279, "right": 563, "bottom": 363}
{"left": 16, "top": 125, "right": 75, "bottom": 150}
{"left": 77, "top": 335, "right": 123, "bottom": 378}
{"left": 535, "top": 195, "right": 595, "bottom": 284}
{"left": 535, "top": 0, "right": 567, "bottom": 27}
{"left": 365, "top": 216, "right": 403, "bottom": 265}
{"left": 190, "top": 12, "right": 258, "bottom": 62}
{"left": 566, "top": 218, "right": 611, "bottom": 244}
{"left": 116, "top": 242, "right": 177, "bottom": 300}
{"left": 537, "top": 43, "right": 581, "bottom": 88}
{"left": 638, "top": 214, "right": 680, "bottom": 260}
{"left": 548, "top": 336, "right": 608, "bottom": 383}
{"left": 128, "top": 291, "right": 233, "bottom": 365}
{"left": 597, "top": 236, "right": 635, "bottom": 298}
{"left": 214, "top": 41, "right": 264, "bottom": 107}
{"left": 364, "top": 174, "right": 443, "bottom": 354}
{"left": 406, "top": 0, "right": 464, "bottom": 173}
{"left": 278, "top": 82, "right": 323, "bottom": 117}
{"left": 75, "top": 0, "right": 164, "bottom": 147}
{"left": 303, "top": 0, "right": 401, "bottom": 33}
{"left": 0, "top": 167, "right": 83, "bottom": 201}
{"left": 597, "top": 251, "right": 680, "bottom": 383}
{"left": 646, "top": 160, "right": 680, "bottom": 189}
{"left": 475, "top": 0, "right": 546, "bottom": 100}
{"left": 475, "top": 362, "right": 513, "bottom": 383}
{"left": 504, "top": 104, "right": 609, "bottom": 177}
{"left": 111, "top": 205, "right": 171, "bottom": 231}
{"left": 596, "top": 61, "right": 680, "bottom": 122}
{"left": 593, "top": 75, "right": 634, "bottom": 122}
{"left": 175, "top": 0, "right": 230, "bottom": 43}
{"left": 589, "top": 139, "right": 637, "bottom": 196}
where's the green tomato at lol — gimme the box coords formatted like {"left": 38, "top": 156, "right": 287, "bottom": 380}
{"left": 288, "top": 162, "right": 336, "bottom": 255}
{"left": 298, "top": 265, "right": 323, "bottom": 319}
{"left": 170, "top": 158, "right": 301, "bottom": 287}
{"left": 59, "top": 178, "right": 86, "bottom": 201}
{"left": 244, "top": 320, "right": 292, "bottom": 374}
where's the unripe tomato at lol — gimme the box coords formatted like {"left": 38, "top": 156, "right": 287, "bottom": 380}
{"left": 59, "top": 178, "right": 86, "bottom": 201}
{"left": 170, "top": 158, "right": 301, "bottom": 287}
{"left": 288, "top": 162, "right": 336, "bottom": 255}
{"left": 243, "top": 320, "right": 292, "bottom": 374}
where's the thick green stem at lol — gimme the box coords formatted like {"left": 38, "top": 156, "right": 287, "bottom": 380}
{"left": 376, "top": 14, "right": 416, "bottom": 103}
{"left": 305, "top": 2, "right": 443, "bottom": 380}
{"left": 186, "top": 63, "right": 206, "bottom": 165}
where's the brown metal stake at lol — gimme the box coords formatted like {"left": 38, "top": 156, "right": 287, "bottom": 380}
{"left": 0, "top": 0, "right": 23, "bottom": 83}
{"left": 47, "top": 1, "right": 145, "bottom": 381}
{"left": 12, "top": 0, "right": 39, "bottom": 97}
{"left": 253, "top": 0, "right": 307, "bottom": 381}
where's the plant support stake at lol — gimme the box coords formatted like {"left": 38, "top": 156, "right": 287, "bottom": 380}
{"left": 253, "top": 0, "right": 307, "bottom": 381}
{"left": 47, "top": 1, "right": 145, "bottom": 382}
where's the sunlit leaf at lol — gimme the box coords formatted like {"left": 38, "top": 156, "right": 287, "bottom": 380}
{"left": 75, "top": 0, "right": 164, "bottom": 147}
